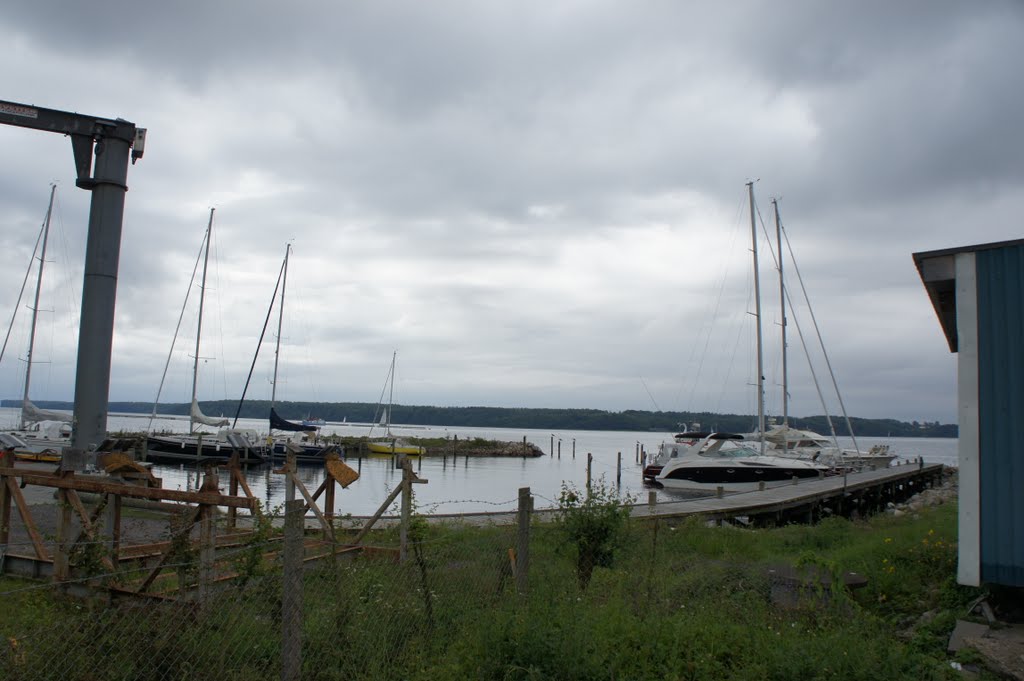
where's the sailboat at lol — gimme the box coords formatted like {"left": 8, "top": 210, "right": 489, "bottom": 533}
{"left": 146, "top": 209, "right": 265, "bottom": 463}
{"left": 366, "top": 352, "right": 425, "bottom": 456}
{"left": 265, "top": 245, "right": 317, "bottom": 434}
{"left": 264, "top": 245, "right": 327, "bottom": 457}
{"left": 649, "top": 183, "right": 828, "bottom": 491}
{"left": 227, "top": 244, "right": 330, "bottom": 460}
{"left": 748, "top": 199, "right": 896, "bottom": 470}
{"left": 1, "top": 185, "right": 73, "bottom": 461}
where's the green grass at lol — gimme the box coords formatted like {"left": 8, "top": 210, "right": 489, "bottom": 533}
{"left": 0, "top": 500, "right": 989, "bottom": 680}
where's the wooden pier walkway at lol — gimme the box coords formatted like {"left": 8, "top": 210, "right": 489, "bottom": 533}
{"left": 354, "top": 460, "right": 946, "bottom": 528}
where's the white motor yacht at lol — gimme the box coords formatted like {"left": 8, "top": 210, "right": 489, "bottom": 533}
{"left": 646, "top": 432, "right": 831, "bottom": 493}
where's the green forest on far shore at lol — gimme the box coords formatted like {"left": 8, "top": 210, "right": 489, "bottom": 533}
{"left": 5, "top": 399, "right": 957, "bottom": 438}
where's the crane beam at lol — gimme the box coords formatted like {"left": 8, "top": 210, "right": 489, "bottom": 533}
{"left": 0, "top": 99, "right": 145, "bottom": 459}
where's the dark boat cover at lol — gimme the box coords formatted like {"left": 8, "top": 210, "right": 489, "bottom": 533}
{"left": 270, "top": 407, "right": 318, "bottom": 432}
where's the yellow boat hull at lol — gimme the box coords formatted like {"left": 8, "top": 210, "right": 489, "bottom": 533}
{"left": 366, "top": 441, "right": 425, "bottom": 456}
{"left": 14, "top": 448, "right": 61, "bottom": 463}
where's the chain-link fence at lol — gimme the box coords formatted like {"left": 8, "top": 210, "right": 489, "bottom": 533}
{"left": 1, "top": 459, "right": 948, "bottom": 680}
{"left": 0, "top": 484, "right": 554, "bottom": 681}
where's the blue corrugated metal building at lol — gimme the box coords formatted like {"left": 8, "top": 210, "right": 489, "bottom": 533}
{"left": 915, "top": 239, "right": 1024, "bottom": 587}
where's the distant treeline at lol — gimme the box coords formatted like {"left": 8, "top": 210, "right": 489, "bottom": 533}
{"left": 3, "top": 399, "right": 958, "bottom": 438}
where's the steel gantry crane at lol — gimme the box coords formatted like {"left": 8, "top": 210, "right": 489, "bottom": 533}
{"left": 0, "top": 99, "right": 146, "bottom": 460}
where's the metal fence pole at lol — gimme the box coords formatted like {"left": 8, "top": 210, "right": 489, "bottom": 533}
{"left": 516, "top": 487, "right": 530, "bottom": 595}
{"left": 282, "top": 498, "right": 304, "bottom": 681}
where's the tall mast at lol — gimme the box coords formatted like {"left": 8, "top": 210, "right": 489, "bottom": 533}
{"left": 386, "top": 351, "right": 396, "bottom": 434}
{"left": 190, "top": 207, "right": 214, "bottom": 435}
{"left": 271, "top": 244, "right": 291, "bottom": 407}
{"left": 747, "top": 182, "right": 765, "bottom": 454}
{"left": 773, "top": 199, "right": 788, "bottom": 429}
{"left": 21, "top": 184, "right": 57, "bottom": 430}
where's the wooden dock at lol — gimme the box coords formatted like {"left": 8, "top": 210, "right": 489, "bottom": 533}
{"left": 347, "top": 460, "right": 947, "bottom": 528}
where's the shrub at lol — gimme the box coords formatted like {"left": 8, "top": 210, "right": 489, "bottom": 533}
{"left": 555, "top": 478, "right": 633, "bottom": 590}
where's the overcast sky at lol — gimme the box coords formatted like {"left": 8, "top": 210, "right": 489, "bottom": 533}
{"left": 2, "top": 1, "right": 1021, "bottom": 425}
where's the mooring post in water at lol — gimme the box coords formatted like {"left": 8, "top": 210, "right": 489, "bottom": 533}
{"left": 616, "top": 452, "right": 622, "bottom": 487}
{"left": 572, "top": 438, "right": 576, "bottom": 459}
{"left": 522, "top": 435, "right": 527, "bottom": 458}
{"left": 516, "top": 487, "right": 530, "bottom": 595}
{"left": 550, "top": 434, "right": 553, "bottom": 457}
{"left": 636, "top": 441, "right": 639, "bottom": 464}
{"left": 557, "top": 439, "right": 561, "bottom": 459}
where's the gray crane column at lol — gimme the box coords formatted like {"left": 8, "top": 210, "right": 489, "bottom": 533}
{"left": 71, "top": 135, "right": 131, "bottom": 453}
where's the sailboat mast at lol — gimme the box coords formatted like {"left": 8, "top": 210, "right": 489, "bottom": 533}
{"left": 21, "top": 184, "right": 56, "bottom": 430}
{"left": 271, "top": 244, "right": 290, "bottom": 407}
{"left": 747, "top": 182, "right": 766, "bottom": 454}
{"left": 190, "top": 208, "right": 215, "bottom": 435}
{"left": 386, "top": 351, "right": 396, "bottom": 434}
{"left": 773, "top": 199, "right": 788, "bottom": 429}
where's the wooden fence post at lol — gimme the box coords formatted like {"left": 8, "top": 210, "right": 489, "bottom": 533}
{"left": 197, "top": 467, "right": 219, "bottom": 599}
{"left": 54, "top": 488, "right": 71, "bottom": 583}
{"left": 586, "top": 453, "right": 593, "bottom": 496}
{"left": 516, "top": 487, "right": 530, "bottom": 595}
{"left": 282, "top": 498, "right": 304, "bottom": 681}
{"left": 110, "top": 494, "right": 122, "bottom": 571}
{"left": 285, "top": 452, "right": 297, "bottom": 503}
{"left": 400, "top": 464, "right": 412, "bottom": 563}
{"left": 0, "top": 451, "right": 11, "bottom": 574}
{"left": 324, "top": 464, "right": 336, "bottom": 542}
{"left": 228, "top": 451, "right": 240, "bottom": 531}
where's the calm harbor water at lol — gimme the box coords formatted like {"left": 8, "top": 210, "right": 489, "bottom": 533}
{"left": 3, "top": 408, "right": 957, "bottom": 516}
